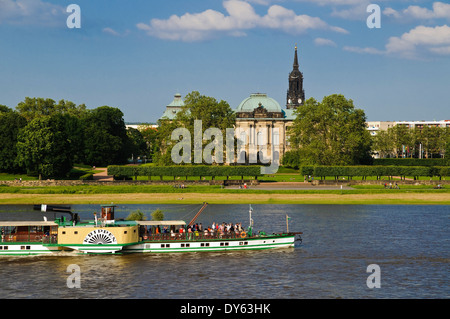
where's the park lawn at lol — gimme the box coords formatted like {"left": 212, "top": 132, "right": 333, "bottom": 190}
{"left": 0, "top": 173, "right": 38, "bottom": 181}
{"left": 0, "top": 183, "right": 449, "bottom": 194}
{"left": 0, "top": 192, "right": 448, "bottom": 205}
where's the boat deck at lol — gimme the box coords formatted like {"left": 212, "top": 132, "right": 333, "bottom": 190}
{"left": 140, "top": 231, "right": 297, "bottom": 242}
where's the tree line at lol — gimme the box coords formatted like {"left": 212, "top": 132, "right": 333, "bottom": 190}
{"left": 372, "top": 125, "right": 449, "bottom": 159}
{"left": 283, "top": 94, "right": 449, "bottom": 168}
{"left": 107, "top": 165, "right": 262, "bottom": 180}
{"left": 3, "top": 92, "right": 447, "bottom": 179}
{"left": 299, "top": 165, "right": 449, "bottom": 180}
{"left": 0, "top": 98, "right": 144, "bottom": 179}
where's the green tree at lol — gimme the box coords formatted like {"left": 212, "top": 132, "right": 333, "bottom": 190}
{"left": 389, "top": 125, "right": 415, "bottom": 158}
{"left": 420, "top": 126, "right": 443, "bottom": 158}
{"left": 0, "top": 108, "right": 27, "bottom": 172}
{"left": 444, "top": 127, "right": 450, "bottom": 159}
{"left": 140, "top": 126, "right": 160, "bottom": 163}
{"left": 16, "top": 115, "right": 73, "bottom": 178}
{"left": 16, "top": 97, "right": 86, "bottom": 121}
{"left": 127, "top": 127, "right": 148, "bottom": 163}
{"left": 82, "top": 106, "right": 130, "bottom": 166}
{"left": 0, "top": 104, "right": 11, "bottom": 113}
{"left": 151, "top": 209, "right": 164, "bottom": 221}
{"left": 125, "top": 209, "right": 147, "bottom": 221}
{"left": 156, "top": 91, "right": 236, "bottom": 165}
{"left": 289, "top": 94, "right": 372, "bottom": 166}
{"left": 372, "top": 129, "right": 394, "bottom": 158}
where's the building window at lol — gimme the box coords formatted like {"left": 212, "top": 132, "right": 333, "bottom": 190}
{"left": 273, "top": 132, "right": 279, "bottom": 146}
{"left": 257, "top": 132, "right": 263, "bottom": 146}
{"left": 240, "top": 131, "right": 247, "bottom": 144}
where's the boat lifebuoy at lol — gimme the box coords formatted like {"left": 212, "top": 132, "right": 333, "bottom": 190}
{"left": 240, "top": 232, "right": 247, "bottom": 238}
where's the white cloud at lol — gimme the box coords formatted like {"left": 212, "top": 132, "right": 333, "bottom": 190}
{"left": 345, "top": 25, "right": 450, "bottom": 59}
{"left": 343, "top": 46, "right": 383, "bottom": 55}
{"left": 298, "top": 0, "right": 363, "bottom": 5}
{"left": 102, "top": 27, "right": 130, "bottom": 37}
{"left": 386, "top": 24, "right": 450, "bottom": 57}
{"left": 384, "top": 2, "right": 450, "bottom": 21}
{"left": 137, "top": 0, "right": 348, "bottom": 42}
{"left": 330, "top": 1, "right": 371, "bottom": 20}
{"left": 429, "top": 45, "right": 450, "bottom": 55}
{"left": 103, "top": 27, "right": 120, "bottom": 36}
{"left": 314, "top": 37, "right": 337, "bottom": 46}
{"left": 0, "top": 0, "right": 65, "bottom": 26}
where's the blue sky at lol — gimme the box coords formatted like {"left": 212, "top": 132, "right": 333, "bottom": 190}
{"left": 0, "top": 0, "right": 449, "bottom": 123}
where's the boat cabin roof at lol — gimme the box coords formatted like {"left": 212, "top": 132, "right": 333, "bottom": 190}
{"left": 137, "top": 220, "right": 186, "bottom": 226}
{"left": 0, "top": 221, "right": 58, "bottom": 227}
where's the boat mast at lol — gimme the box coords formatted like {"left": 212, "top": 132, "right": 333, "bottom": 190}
{"left": 188, "top": 202, "right": 208, "bottom": 226}
{"left": 248, "top": 205, "right": 253, "bottom": 236}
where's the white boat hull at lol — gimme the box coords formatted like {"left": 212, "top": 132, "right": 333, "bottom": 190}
{"left": 123, "top": 235, "right": 296, "bottom": 253}
{"left": 0, "top": 243, "right": 60, "bottom": 256}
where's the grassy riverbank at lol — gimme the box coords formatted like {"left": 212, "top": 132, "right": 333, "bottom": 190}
{"left": 0, "top": 184, "right": 448, "bottom": 205}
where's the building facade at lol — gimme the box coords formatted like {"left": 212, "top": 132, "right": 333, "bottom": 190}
{"left": 158, "top": 46, "right": 305, "bottom": 165}
{"left": 233, "top": 45, "right": 304, "bottom": 164}
{"left": 366, "top": 120, "right": 450, "bottom": 137}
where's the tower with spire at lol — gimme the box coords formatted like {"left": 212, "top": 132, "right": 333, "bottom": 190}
{"left": 286, "top": 44, "right": 305, "bottom": 109}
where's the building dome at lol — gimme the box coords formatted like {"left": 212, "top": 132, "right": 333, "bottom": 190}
{"left": 236, "top": 93, "right": 282, "bottom": 113}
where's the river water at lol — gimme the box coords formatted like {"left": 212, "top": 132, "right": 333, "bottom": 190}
{"left": 0, "top": 204, "right": 448, "bottom": 299}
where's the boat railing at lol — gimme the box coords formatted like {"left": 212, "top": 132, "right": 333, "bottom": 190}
{"left": 140, "top": 230, "right": 275, "bottom": 242}
{"left": 1, "top": 234, "right": 58, "bottom": 244}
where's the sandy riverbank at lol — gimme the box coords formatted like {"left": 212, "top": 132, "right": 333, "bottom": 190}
{"left": 0, "top": 192, "right": 448, "bottom": 205}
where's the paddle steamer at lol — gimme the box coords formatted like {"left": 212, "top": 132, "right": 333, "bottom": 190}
{"left": 0, "top": 204, "right": 301, "bottom": 255}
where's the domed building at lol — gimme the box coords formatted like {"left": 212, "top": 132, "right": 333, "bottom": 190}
{"left": 234, "top": 45, "right": 304, "bottom": 164}
{"left": 160, "top": 93, "right": 184, "bottom": 120}
{"left": 234, "top": 93, "right": 296, "bottom": 164}
{"left": 158, "top": 46, "right": 305, "bottom": 165}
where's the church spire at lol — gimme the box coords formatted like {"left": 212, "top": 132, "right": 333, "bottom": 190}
{"left": 286, "top": 44, "right": 305, "bottom": 109}
{"left": 293, "top": 44, "right": 299, "bottom": 70}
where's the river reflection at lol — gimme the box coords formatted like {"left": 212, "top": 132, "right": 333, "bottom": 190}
{"left": 0, "top": 204, "right": 448, "bottom": 299}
